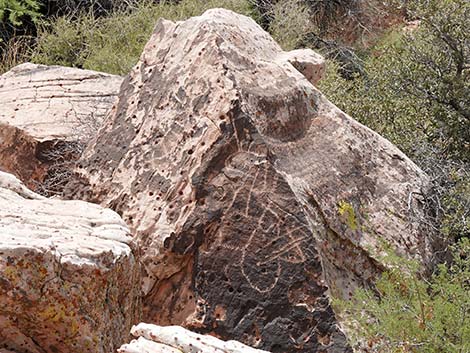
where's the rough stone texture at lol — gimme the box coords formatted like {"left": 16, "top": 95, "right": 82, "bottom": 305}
{"left": 277, "top": 49, "right": 325, "bottom": 85}
{"left": 68, "top": 9, "right": 431, "bottom": 353}
{"left": 0, "top": 63, "right": 122, "bottom": 190}
{"left": 119, "top": 324, "right": 270, "bottom": 353}
{"left": 0, "top": 171, "right": 140, "bottom": 353}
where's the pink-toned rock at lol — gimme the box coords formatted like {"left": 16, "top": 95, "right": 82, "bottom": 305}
{"left": 67, "top": 9, "right": 431, "bottom": 353}
{"left": 119, "top": 324, "right": 270, "bottom": 353}
{"left": 277, "top": 49, "right": 325, "bottom": 85}
{"left": 0, "top": 63, "right": 122, "bottom": 191}
{"left": 0, "top": 171, "right": 140, "bottom": 353}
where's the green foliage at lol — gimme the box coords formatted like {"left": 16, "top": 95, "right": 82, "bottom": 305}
{"left": 398, "top": 0, "right": 470, "bottom": 160}
{"left": 32, "top": 15, "right": 97, "bottom": 69}
{"left": 337, "top": 239, "right": 470, "bottom": 352}
{"left": 320, "top": 0, "right": 469, "bottom": 162}
{"left": 32, "top": 0, "right": 256, "bottom": 75}
{"left": 0, "top": 0, "right": 41, "bottom": 26}
{"left": 440, "top": 171, "right": 470, "bottom": 241}
{"left": 267, "top": 0, "right": 313, "bottom": 50}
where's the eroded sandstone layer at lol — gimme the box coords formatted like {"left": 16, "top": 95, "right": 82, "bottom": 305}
{"left": 68, "top": 9, "right": 431, "bottom": 353}
{"left": 119, "top": 324, "right": 270, "bottom": 353}
{"left": 0, "top": 171, "right": 140, "bottom": 353}
{"left": 0, "top": 63, "right": 122, "bottom": 190}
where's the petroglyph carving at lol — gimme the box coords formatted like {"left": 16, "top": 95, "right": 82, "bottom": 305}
{"left": 210, "top": 149, "right": 310, "bottom": 293}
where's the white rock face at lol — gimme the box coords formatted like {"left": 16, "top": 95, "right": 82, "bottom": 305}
{"left": 0, "top": 63, "right": 123, "bottom": 190}
{"left": 0, "top": 63, "right": 122, "bottom": 141}
{"left": 118, "top": 324, "right": 271, "bottom": 353}
{"left": 0, "top": 171, "right": 140, "bottom": 353}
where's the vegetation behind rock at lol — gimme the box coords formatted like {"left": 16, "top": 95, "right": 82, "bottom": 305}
{"left": 0, "top": 0, "right": 468, "bottom": 351}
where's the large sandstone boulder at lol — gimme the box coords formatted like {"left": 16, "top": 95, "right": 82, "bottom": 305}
{"left": 0, "top": 171, "right": 140, "bottom": 353}
{"left": 67, "top": 9, "right": 431, "bottom": 353}
{"left": 119, "top": 324, "right": 270, "bottom": 353}
{"left": 0, "top": 63, "right": 122, "bottom": 191}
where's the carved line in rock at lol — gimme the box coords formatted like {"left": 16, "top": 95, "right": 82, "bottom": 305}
{"left": 201, "top": 108, "right": 313, "bottom": 295}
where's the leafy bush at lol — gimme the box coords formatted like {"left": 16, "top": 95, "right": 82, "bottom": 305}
{"left": 32, "top": 14, "right": 97, "bottom": 69}
{"left": 0, "top": 0, "right": 41, "bottom": 26}
{"left": 320, "top": 0, "right": 469, "bottom": 162}
{"left": 32, "top": 0, "right": 256, "bottom": 75}
{"left": 439, "top": 170, "right": 470, "bottom": 241}
{"left": 337, "top": 239, "right": 470, "bottom": 352}
{"left": 398, "top": 0, "right": 469, "bottom": 160}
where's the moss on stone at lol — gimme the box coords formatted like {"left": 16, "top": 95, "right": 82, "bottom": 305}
{"left": 338, "top": 200, "right": 358, "bottom": 231}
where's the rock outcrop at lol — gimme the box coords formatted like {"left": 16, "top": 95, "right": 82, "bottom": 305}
{"left": 67, "top": 9, "right": 431, "bottom": 353}
{"left": 119, "top": 324, "right": 270, "bottom": 353}
{"left": 0, "top": 171, "right": 140, "bottom": 353}
{"left": 0, "top": 63, "right": 122, "bottom": 191}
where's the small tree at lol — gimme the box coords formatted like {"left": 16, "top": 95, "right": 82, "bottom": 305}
{"left": 321, "top": 0, "right": 469, "bottom": 162}
{"left": 397, "top": 0, "right": 470, "bottom": 160}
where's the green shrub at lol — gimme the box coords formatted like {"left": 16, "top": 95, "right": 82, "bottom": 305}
{"left": 439, "top": 171, "right": 470, "bottom": 241}
{"left": 0, "top": 0, "right": 41, "bottom": 26}
{"left": 398, "top": 0, "right": 470, "bottom": 160}
{"left": 266, "top": 0, "right": 313, "bottom": 50}
{"left": 32, "top": 0, "right": 256, "bottom": 75}
{"left": 337, "top": 239, "right": 470, "bottom": 352}
{"left": 320, "top": 0, "right": 469, "bottom": 162}
{"left": 32, "top": 14, "right": 97, "bottom": 69}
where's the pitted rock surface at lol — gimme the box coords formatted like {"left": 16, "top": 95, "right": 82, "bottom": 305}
{"left": 119, "top": 323, "right": 271, "bottom": 353}
{"left": 0, "top": 171, "right": 140, "bottom": 353}
{"left": 68, "top": 9, "right": 431, "bottom": 353}
{"left": 0, "top": 63, "right": 122, "bottom": 189}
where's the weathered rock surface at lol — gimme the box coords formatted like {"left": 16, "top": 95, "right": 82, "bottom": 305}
{"left": 0, "top": 171, "right": 140, "bottom": 353}
{"left": 67, "top": 9, "right": 431, "bottom": 353}
{"left": 119, "top": 324, "right": 270, "bottom": 353}
{"left": 0, "top": 63, "right": 122, "bottom": 190}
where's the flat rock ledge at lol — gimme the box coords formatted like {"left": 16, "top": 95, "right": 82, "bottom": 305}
{"left": 0, "top": 171, "right": 140, "bottom": 353}
{"left": 0, "top": 63, "right": 123, "bottom": 190}
{"left": 119, "top": 324, "right": 271, "bottom": 353}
